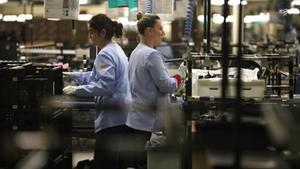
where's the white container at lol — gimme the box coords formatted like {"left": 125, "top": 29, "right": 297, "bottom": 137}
{"left": 193, "top": 79, "right": 265, "bottom": 99}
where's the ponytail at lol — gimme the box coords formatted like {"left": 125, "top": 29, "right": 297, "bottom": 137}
{"left": 112, "top": 21, "right": 123, "bottom": 38}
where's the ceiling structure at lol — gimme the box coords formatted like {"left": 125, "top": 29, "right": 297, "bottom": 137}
{"left": 1, "top": 0, "right": 298, "bottom": 21}
{"left": 0, "top": 0, "right": 107, "bottom": 17}
{"left": 0, "top": 0, "right": 273, "bottom": 15}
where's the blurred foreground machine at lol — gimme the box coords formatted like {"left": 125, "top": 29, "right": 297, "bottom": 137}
{"left": 0, "top": 61, "right": 72, "bottom": 169}
{"left": 0, "top": 61, "right": 63, "bottom": 130}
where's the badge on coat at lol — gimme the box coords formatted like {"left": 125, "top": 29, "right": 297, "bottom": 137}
{"left": 99, "top": 64, "right": 105, "bottom": 70}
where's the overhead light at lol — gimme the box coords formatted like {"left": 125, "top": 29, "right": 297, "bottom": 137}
{"left": 0, "top": 0, "right": 8, "bottom": 4}
{"left": 3, "top": 15, "right": 18, "bottom": 22}
{"left": 211, "top": 0, "right": 224, "bottom": 6}
{"left": 198, "top": 14, "right": 227, "bottom": 24}
{"left": 78, "top": 14, "right": 93, "bottom": 21}
{"left": 79, "top": 0, "right": 88, "bottom": 5}
{"left": 198, "top": 14, "right": 233, "bottom": 23}
{"left": 244, "top": 13, "right": 269, "bottom": 23}
{"left": 0, "top": 14, "right": 3, "bottom": 20}
{"left": 17, "top": 14, "right": 33, "bottom": 22}
{"left": 211, "top": 0, "right": 247, "bottom": 6}
{"left": 47, "top": 18, "right": 60, "bottom": 21}
{"left": 212, "top": 14, "right": 234, "bottom": 23}
{"left": 287, "top": 8, "right": 300, "bottom": 14}
{"left": 17, "top": 16, "right": 26, "bottom": 22}
{"left": 291, "top": 0, "right": 300, "bottom": 6}
{"left": 24, "top": 14, "right": 33, "bottom": 20}
{"left": 197, "top": 15, "right": 204, "bottom": 23}
{"left": 226, "top": 15, "right": 234, "bottom": 22}
{"left": 198, "top": 13, "right": 269, "bottom": 24}
{"left": 213, "top": 14, "right": 224, "bottom": 24}
{"left": 228, "top": 0, "right": 247, "bottom": 6}
{"left": 241, "top": 0, "right": 247, "bottom": 5}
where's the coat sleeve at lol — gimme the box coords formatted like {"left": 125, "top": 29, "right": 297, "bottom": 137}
{"left": 145, "top": 51, "right": 177, "bottom": 94}
{"left": 73, "top": 72, "right": 92, "bottom": 85}
{"left": 75, "top": 53, "right": 116, "bottom": 97}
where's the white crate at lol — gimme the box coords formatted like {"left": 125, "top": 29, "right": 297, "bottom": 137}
{"left": 193, "top": 79, "right": 265, "bottom": 99}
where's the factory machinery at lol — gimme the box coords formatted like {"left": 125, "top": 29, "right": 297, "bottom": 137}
{"left": 146, "top": 1, "right": 300, "bottom": 169}
{"left": 147, "top": 55, "right": 300, "bottom": 168}
{"left": 0, "top": 60, "right": 74, "bottom": 169}
{"left": 0, "top": 31, "right": 97, "bottom": 169}
{"left": 1, "top": 1, "right": 300, "bottom": 169}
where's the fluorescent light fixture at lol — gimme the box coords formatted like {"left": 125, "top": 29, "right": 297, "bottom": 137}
{"left": 211, "top": 0, "right": 224, "bottom": 6}
{"left": 213, "top": 14, "right": 224, "bottom": 24}
{"left": 244, "top": 15, "right": 254, "bottom": 23}
{"left": 198, "top": 14, "right": 231, "bottom": 23}
{"left": 79, "top": 0, "right": 88, "bottom": 5}
{"left": 47, "top": 18, "right": 60, "bottom": 21}
{"left": 17, "top": 14, "right": 33, "bottom": 22}
{"left": 211, "top": 14, "right": 234, "bottom": 24}
{"left": 287, "top": 8, "right": 300, "bottom": 14}
{"left": 244, "top": 13, "right": 269, "bottom": 23}
{"left": 226, "top": 15, "right": 234, "bottom": 22}
{"left": 24, "top": 14, "right": 33, "bottom": 20}
{"left": 17, "top": 16, "right": 26, "bottom": 22}
{"left": 3, "top": 15, "right": 18, "bottom": 22}
{"left": 198, "top": 13, "right": 269, "bottom": 24}
{"left": 211, "top": 0, "right": 247, "bottom": 6}
{"left": 0, "top": 14, "right": 3, "bottom": 20}
{"left": 78, "top": 14, "right": 93, "bottom": 21}
{"left": 228, "top": 0, "right": 240, "bottom": 5}
{"left": 197, "top": 15, "right": 204, "bottom": 22}
{"left": 0, "top": 0, "right": 8, "bottom": 4}
{"left": 291, "top": 0, "right": 300, "bottom": 6}
{"left": 229, "top": 0, "right": 247, "bottom": 5}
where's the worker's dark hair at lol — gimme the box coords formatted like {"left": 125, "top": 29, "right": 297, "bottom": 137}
{"left": 88, "top": 14, "right": 123, "bottom": 39}
{"left": 136, "top": 12, "right": 160, "bottom": 35}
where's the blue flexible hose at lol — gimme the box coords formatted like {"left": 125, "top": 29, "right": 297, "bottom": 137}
{"left": 146, "top": 0, "right": 152, "bottom": 13}
{"left": 184, "top": 0, "right": 196, "bottom": 46}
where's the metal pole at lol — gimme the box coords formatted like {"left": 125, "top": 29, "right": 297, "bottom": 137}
{"left": 207, "top": 0, "right": 211, "bottom": 53}
{"left": 221, "top": 0, "right": 229, "bottom": 100}
{"left": 289, "top": 57, "right": 294, "bottom": 99}
{"left": 203, "top": 0, "right": 207, "bottom": 53}
{"left": 233, "top": 0, "right": 243, "bottom": 168}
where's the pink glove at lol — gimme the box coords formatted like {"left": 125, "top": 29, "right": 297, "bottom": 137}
{"left": 173, "top": 74, "right": 182, "bottom": 87}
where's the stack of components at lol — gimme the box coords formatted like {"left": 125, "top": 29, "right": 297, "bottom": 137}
{"left": 0, "top": 62, "right": 63, "bottom": 130}
{"left": 0, "top": 61, "right": 73, "bottom": 169}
